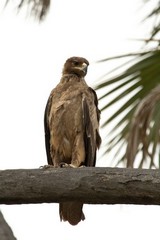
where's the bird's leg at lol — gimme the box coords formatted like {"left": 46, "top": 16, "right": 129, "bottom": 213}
{"left": 52, "top": 151, "right": 65, "bottom": 167}
{"left": 40, "top": 153, "right": 64, "bottom": 169}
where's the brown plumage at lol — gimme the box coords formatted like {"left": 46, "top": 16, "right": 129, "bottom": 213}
{"left": 44, "top": 56, "right": 101, "bottom": 225}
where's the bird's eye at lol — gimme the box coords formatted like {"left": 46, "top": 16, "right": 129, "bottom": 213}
{"left": 73, "top": 61, "right": 79, "bottom": 66}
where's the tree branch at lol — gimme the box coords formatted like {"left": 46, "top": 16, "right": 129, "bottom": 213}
{"left": 0, "top": 167, "right": 160, "bottom": 205}
{"left": 0, "top": 211, "right": 17, "bottom": 240}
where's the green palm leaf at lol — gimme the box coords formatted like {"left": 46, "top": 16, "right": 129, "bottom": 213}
{"left": 96, "top": 0, "right": 160, "bottom": 168}
{"left": 96, "top": 49, "right": 160, "bottom": 167}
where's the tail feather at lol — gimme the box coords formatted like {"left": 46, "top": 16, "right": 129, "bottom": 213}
{"left": 59, "top": 202, "right": 85, "bottom": 226}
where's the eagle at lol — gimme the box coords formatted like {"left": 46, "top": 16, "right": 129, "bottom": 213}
{"left": 44, "top": 56, "right": 101, "bottom": 225}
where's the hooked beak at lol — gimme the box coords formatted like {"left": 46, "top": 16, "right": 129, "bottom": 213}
{"left": 80, "top": 63, "right": 88, "bottom": 74}
{"left": 73, "top": 62, "right": 88, "bottom": 76}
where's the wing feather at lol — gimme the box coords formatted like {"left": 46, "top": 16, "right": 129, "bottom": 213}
{"left": 89, "top": 88, "right": 101, "bottom": 148}
{"left": 82, "top": 88, "right": 101, "bottom": 167}
{"left": 44, "top": 94, "right": 53, "bottom": 165}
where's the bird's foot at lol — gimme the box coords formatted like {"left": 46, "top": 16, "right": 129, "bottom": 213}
{"left": 60, "top": 162, "right": 72, "bottom": 168}
{"left": 39, "top": 164, "right": 54, "bottom": 169}
{"left": 59, "top": 163, "right": 77, "bottom": 168}
{"left": 79, "top": 165, "right": 86, "bottom": 168}
{"left": 40, "top": 163, "right": 86, "bottom": 169}
{"left": 60, "top": 163, "right": 86, "bottom": 168}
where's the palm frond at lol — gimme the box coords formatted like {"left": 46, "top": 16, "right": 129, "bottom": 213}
{"left": 96, "top": 49, "right": 160, "bottom": 167}
{"left": 5, "top": 0, "right": 50, "bottom": 20}
{"left": 143, "top": 0, "right": 160, "bottom": 44}
{"left": 126, "top": 85, "right": 160, "bottom": 168}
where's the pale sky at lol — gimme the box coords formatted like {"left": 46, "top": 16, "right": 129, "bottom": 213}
{"left": 0, "top": 0, "right": 160, "bottom": 239}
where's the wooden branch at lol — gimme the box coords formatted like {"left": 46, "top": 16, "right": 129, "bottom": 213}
{"left": 0, "top": 167, "right": 160, "bottom": 205}
{"left": 0, "top": 211, "right": 17, "bottom": 240}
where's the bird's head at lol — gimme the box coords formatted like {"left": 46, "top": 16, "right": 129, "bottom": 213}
{"left": 62, "top": 57, "right": 89, "bottom": 77}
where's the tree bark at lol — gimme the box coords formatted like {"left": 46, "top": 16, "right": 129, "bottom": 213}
{"left": 0, "top": 167, "right": 160, "bottom": 205}
{"left": 0, "top": 211, "right": 17, "bottom": 240}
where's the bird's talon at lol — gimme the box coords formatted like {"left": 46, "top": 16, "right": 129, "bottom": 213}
{"left": 79, "top": 165, "right": 86, "bottom": 168}
{"left": 60, "top": 163, "right": 71, "bottom": 168}
{"left": 39, "top": 164, "right": 54, "bottom": 169}
{"left": 69, "top": 164, "right": 77, "bottom": 168}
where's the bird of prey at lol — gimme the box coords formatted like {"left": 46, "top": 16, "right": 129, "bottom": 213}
{"left": 44, "top": 56, "right": 101, "bottom": 225}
